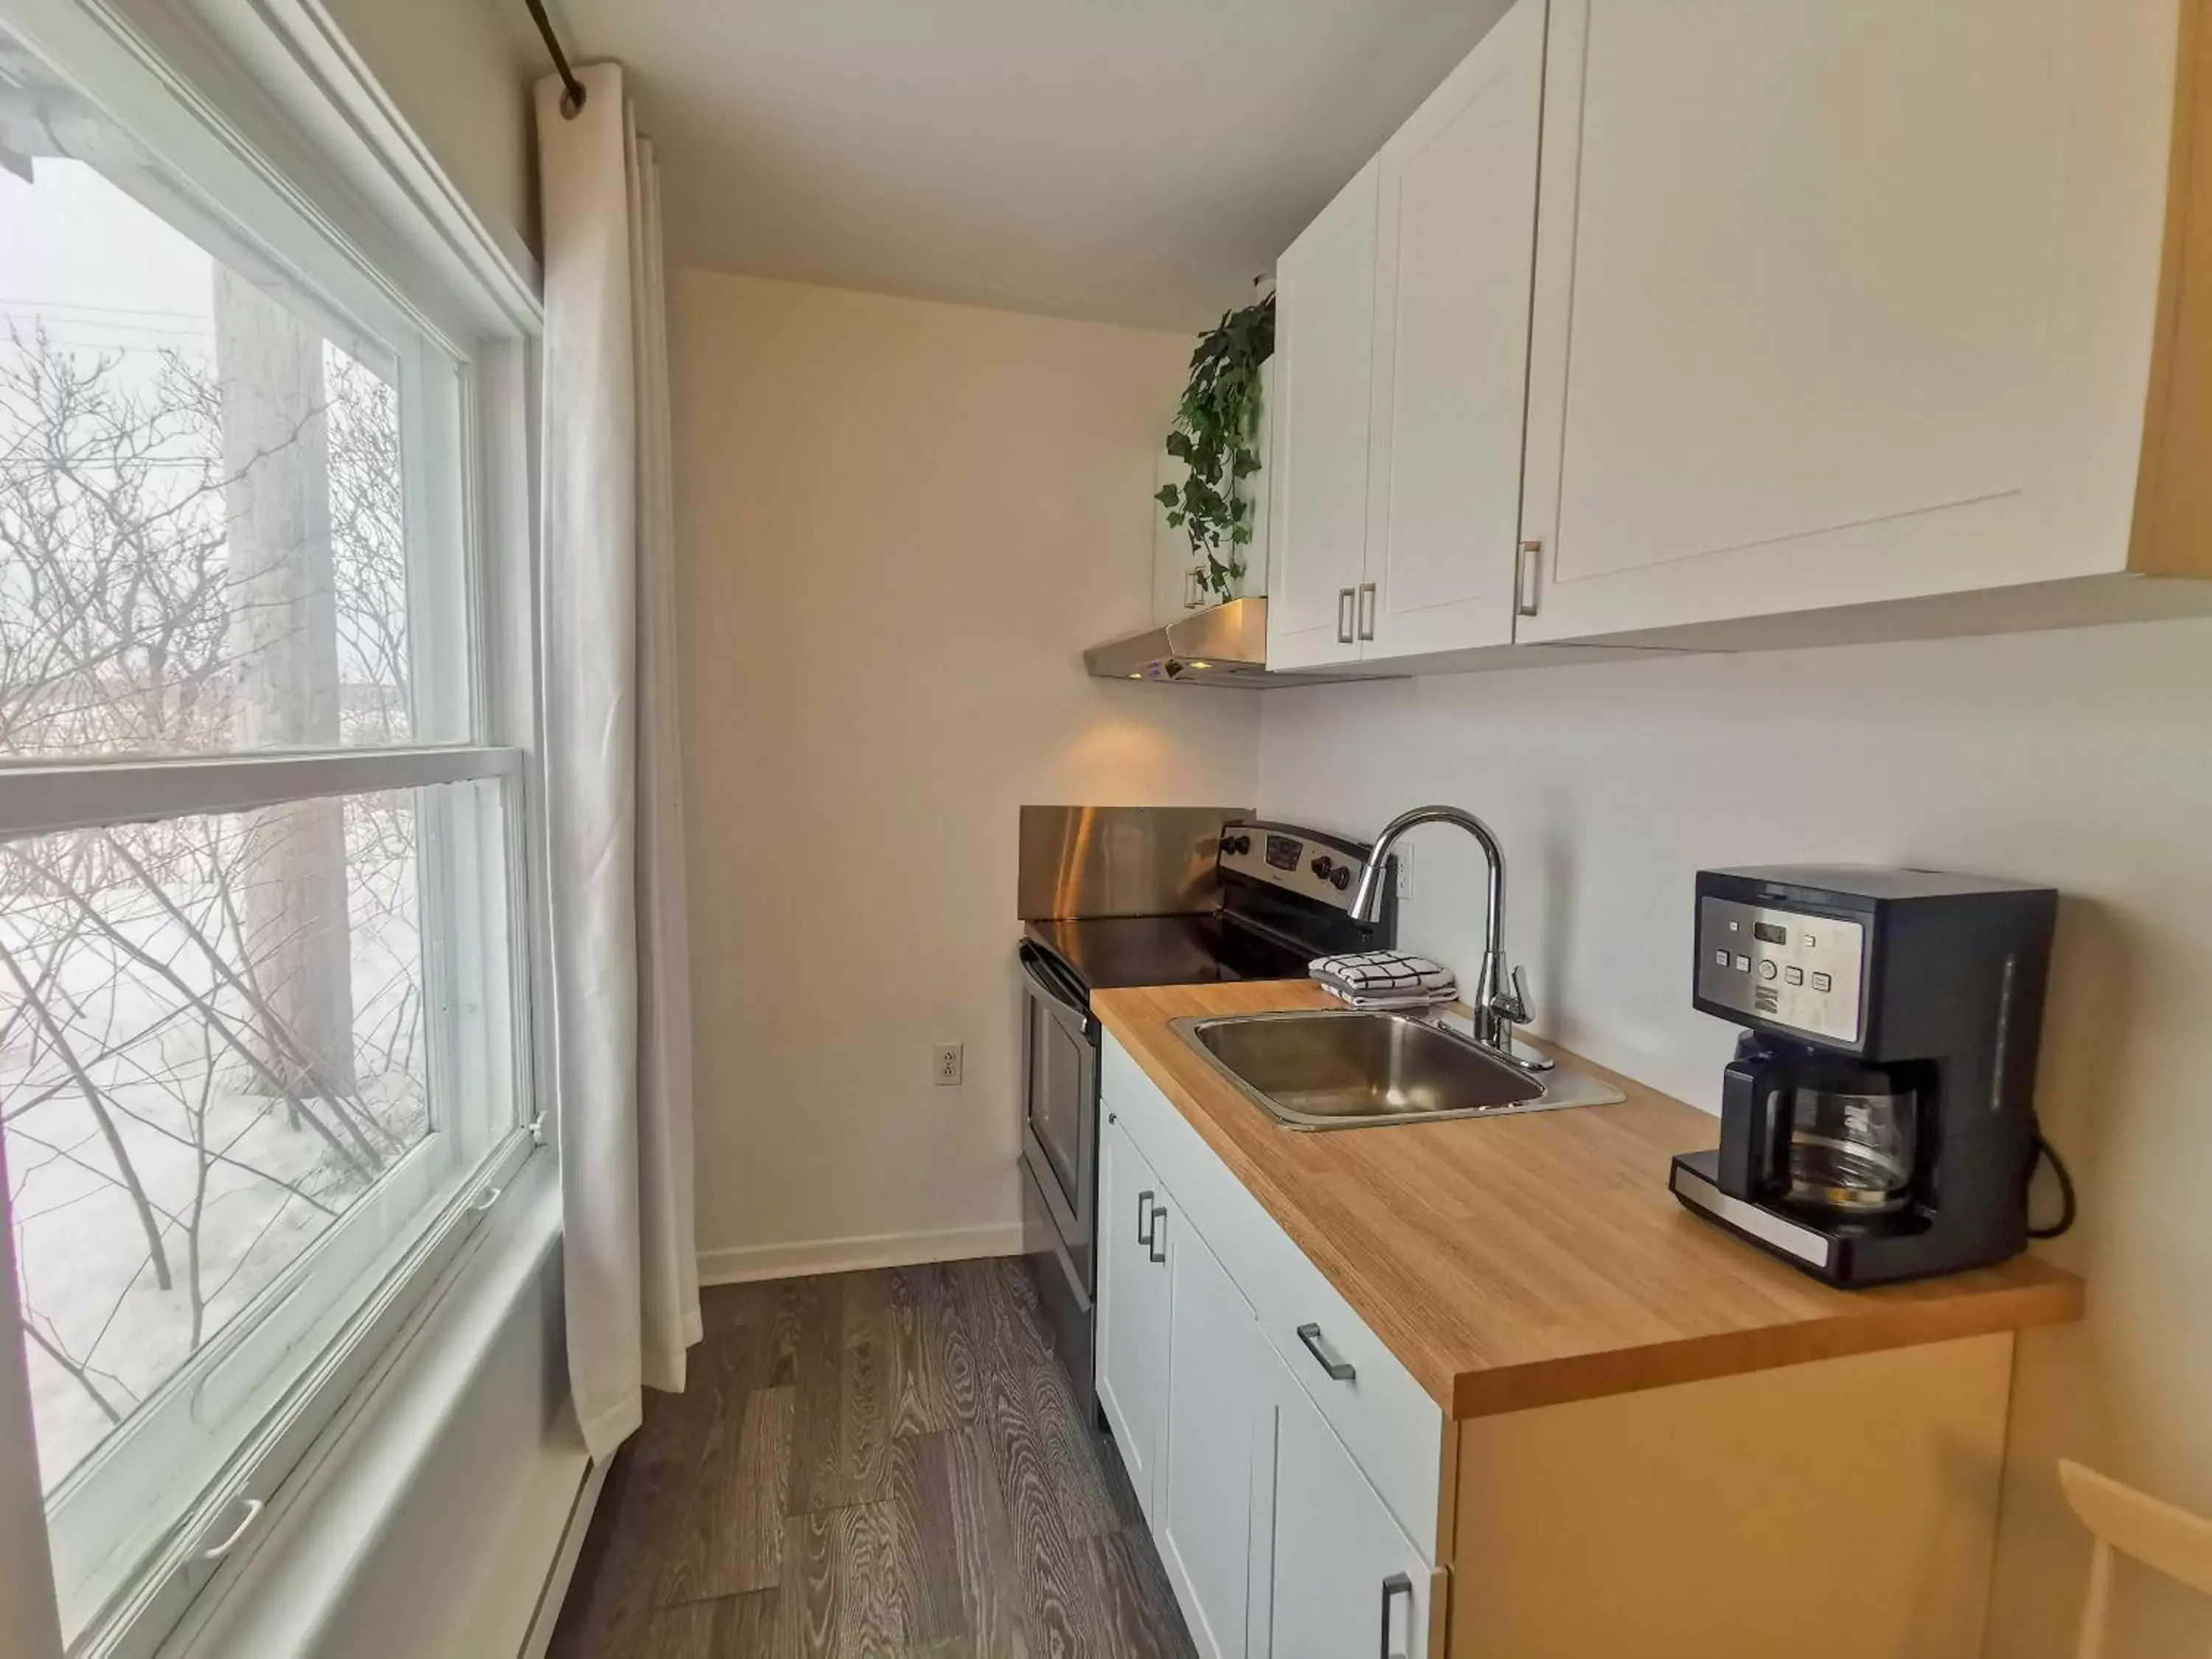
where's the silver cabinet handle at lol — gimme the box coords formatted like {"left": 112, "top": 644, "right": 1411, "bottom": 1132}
{"left": 1380, "top": 1572, "right": 1413, "bottom": 1659}
{"left": 1296, "top": 1322, "right": 1356, "bottom": 1382}
{"left": 1515, "top": 538, "right": 1543, "bottom": 618}
{"left": 1137, "top": 1189, "right": 1155, "bottom": 1248}
{"left": 1336, "top": 587, "right": 1356, "bottom": 644}
{"left": 1149, "top": 1208, "right": 1168, "bottom": 1265}
{"left": 199, "top": 1497, "right": 265, "bottom": 1562}
{"left": 1357, "top": 581, "right": 1377, "bottom": 641}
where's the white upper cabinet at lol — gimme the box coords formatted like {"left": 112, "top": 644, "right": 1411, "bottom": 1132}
{"left": 1363, "top": 0, "right": 1546, "bottom": 658}
{"left": 1257, "top": 0, "right": 2212, "bottom": 668}
{"left": 1265, "top": 160, "right": 1380, "bottom": 671}
{"left": 1515, "top": 0, "right": 2207, "bottom": 644}
{"left": 1264, "top": 0, "right": 1556, "bottom": 672}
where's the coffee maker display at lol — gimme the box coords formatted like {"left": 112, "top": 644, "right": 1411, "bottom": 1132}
{"left": 1670, "top": 866, "right": 2061, "bottom": 1287}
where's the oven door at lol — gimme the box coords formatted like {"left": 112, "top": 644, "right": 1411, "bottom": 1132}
{"left": 1018, "top": 941, "right": 1099, "bottom": 1290}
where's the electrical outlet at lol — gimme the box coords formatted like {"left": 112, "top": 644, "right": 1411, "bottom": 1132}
{"left": 932, "top": 1043, "right": 964, "bottom": 1087}
{"left": 1395, "top": 844, "right": 1415, "bottom": 900}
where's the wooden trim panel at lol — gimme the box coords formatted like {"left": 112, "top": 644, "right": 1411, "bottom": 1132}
{"left": 2133, "top": 0, "right": 2212, "bottom": 579}
{"left": 1448, "top": 1335, "right": 2014, "bottom": 1659}
{"left": 1091, "top": 981, "right": 2082, "bottom": 1422}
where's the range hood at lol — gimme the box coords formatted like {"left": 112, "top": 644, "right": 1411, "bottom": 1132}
{"left": 1082, "top": 597, "right": 1369, "bottom": 688}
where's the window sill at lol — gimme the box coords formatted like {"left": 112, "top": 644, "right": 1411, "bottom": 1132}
{"left": 159, "top": 1151, "right": 572, "bottom": 1659}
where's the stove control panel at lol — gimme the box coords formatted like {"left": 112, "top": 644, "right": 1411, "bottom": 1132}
{"left": 1217, "top": 821, "right": 1380, "bottom": 914}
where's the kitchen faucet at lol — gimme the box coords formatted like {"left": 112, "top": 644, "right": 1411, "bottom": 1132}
{"left": 1349, "top": 804, "right": 1537, "bottom": 1060}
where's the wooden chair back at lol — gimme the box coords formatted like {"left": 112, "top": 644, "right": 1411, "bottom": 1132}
{"left": 2059, "top": 1458, "right": 2212, "bottom": 1659}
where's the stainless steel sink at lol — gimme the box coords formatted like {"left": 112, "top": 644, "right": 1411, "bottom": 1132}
{"left": 1170, "top": 1009, "right": 1626, "bottom": 1130}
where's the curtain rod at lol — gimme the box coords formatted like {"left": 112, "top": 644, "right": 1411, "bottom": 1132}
{"left": 523, "top": 0, "right": 586, "bottom": 116}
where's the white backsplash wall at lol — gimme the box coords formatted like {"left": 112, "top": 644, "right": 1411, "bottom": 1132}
{"left": 1258, "top": 614, "right": 2212, "bottom": 1657}
{"left": 671, "top": 270, "right": 1259, "bottom": 1283}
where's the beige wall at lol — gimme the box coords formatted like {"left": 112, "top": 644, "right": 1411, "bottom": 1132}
{"left": 670, "top": 270, "right": 1259, "bottom": 1276}
{"left": 1257, "top": 616, "right": 2212, "bottom": 1655}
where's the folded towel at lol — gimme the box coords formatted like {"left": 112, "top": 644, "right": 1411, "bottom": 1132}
{"left": 1308, "top": 950, "right": 1458, "bottom": 1009}
{"left": 1316, "top": 988, "right": 1461, "bottom": 1012}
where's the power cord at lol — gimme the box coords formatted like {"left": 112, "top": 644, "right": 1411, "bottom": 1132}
{"left": 2027, "top": 1133, "right": 2078, "bottom": 1240}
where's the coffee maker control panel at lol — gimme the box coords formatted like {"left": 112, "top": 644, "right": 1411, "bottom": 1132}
{"left": 1695, "top": 897, "right": 1866, "bottom": 1046}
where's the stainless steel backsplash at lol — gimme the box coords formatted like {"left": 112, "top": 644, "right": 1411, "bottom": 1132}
{"left": 1017, "top": 805, "right": 1248, "bottom": 920}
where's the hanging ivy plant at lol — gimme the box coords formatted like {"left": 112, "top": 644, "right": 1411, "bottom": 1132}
{"left": 1156, "top": 293, "right": 1275, "bottom": 605}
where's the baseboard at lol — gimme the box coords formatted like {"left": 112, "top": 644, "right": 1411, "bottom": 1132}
{"left": 516, "top": 1453, "right": 610, "bottom": 1659}
{"left": 696, "top": 1222, "right": 1025, "bottom": 1285}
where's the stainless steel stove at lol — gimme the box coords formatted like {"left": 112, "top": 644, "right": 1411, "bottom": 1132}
{"left": 1014, "top": 807, "right": 1396, "bottom": 1418}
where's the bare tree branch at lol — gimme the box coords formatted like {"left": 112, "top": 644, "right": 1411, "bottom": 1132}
{"left": 0, "top": 936, "right": 173, "bottom": 1290}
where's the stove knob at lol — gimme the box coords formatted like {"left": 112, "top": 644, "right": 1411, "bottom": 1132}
{"left": 1223, "top": 834, "right": 1251, "bottom": 856}
{"left": 1310, "top": 855, "right": 1335, "bottom": 881}
{"left": 1331, "top": 865, "right": 1352, "bottom": 892}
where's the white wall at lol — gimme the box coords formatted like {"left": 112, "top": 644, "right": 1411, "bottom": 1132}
{"left": 669, "top": 269, "right": 1259, "bottom": 1278}
{"left": 1257, "top": 616, "right": 2212, "bottom": 1656}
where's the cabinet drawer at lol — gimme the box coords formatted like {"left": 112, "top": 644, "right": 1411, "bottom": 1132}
{"left": 1103, "top": 1034, "right": 1444, "bottom": 1560}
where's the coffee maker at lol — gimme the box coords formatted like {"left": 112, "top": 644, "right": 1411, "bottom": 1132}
{"left": 1669, "top": 866, "right": 2058, "bottom": 1287}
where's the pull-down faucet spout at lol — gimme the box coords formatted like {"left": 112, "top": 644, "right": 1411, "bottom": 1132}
{"left": 1349, "top": 805, "right": 1532, "bottom": 1057}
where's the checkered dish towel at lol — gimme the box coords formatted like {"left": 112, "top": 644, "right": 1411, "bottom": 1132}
{"left": 1308, "top": 950, "right": 1458, "bottom": 1010}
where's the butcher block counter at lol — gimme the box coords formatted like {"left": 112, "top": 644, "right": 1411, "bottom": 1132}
{"left": 1091, "top": 978, "right": 2082, "bottom": 1422}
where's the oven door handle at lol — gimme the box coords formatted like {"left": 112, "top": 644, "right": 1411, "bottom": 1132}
{"left": 1019, "top": 942, "right": 1097, "bottom": 1036}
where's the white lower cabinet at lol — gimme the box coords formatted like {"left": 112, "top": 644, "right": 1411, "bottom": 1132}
{"left": 1096, "top": 1111, "right": 1171, "bottom": 1526}
{"left": 1157, "top": 1212, "right": 1260, "bottom": 1659}
{"left": 1099, "top": 1036, "right": 1440, "bottom": 1658}
{"left": 1249, "top": 1335, "right": 1430, "bottom": 1659}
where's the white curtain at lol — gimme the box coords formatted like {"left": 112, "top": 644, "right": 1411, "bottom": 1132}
{"left": 535, "top": 63, "right": 700, "bottom": 1459}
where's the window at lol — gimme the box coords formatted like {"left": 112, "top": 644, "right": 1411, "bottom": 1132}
{"left": 0, "top": 5, "right": 538, "bottom": 1651}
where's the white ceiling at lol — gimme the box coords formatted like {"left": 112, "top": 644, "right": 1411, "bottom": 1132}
{"left": 538, "top": 0, "right": 1515, "bottom": 330}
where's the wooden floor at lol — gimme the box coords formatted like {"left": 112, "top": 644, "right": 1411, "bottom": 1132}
{"left": 548, "top": 1258, "right": 1197, "bottom": 1658}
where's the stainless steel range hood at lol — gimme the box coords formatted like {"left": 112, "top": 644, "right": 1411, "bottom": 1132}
{"left": 1083, "top": 597, "right": 1369, "bottom": 688}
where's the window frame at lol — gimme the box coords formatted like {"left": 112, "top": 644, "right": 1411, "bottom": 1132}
{"left": 0, "top": 0, "right": 552, "bottom": 1652}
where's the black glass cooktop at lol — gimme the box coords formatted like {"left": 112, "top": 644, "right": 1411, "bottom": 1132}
{"left": 1022, "top": 912, "right": 1312, "bottom": 994}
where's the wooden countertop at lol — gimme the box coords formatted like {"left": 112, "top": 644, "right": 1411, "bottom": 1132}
{"left": 1091, "top": 980, "right": 2083, "bottom": 1421}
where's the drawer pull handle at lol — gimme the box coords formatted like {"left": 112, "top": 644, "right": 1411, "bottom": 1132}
{"left": 1379, "top": 1572, "right": 1413, "bottom": 1659}
{"left": 1296, "top": 1322, "right": 1357, "bottom": 1382}
{"left": 1137, "top": 1190, "right": 1155, "bottom": 1248}
{"left": 1150, "top": 1209, "right": 1168, "bottom": 1265}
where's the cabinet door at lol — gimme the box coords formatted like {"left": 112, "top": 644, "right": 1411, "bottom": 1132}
{"left": 1265, "top": 159, "right": 1380, "bottom": 671}
{"left": 1361, "top": 0, "right": 1544, "bottom": 660}
{"left": 1517, "top": 0, "right": 2164, "bottom": 642}
{"left": 1249, "top": 1337, "right": 1430, "bottom": 1659}
{"left": 1096, "top": 1112, "right": 1170, "bottom": 1523}
{"left": 1156, "top": 1211, "right": 1259, "bottom": 1659}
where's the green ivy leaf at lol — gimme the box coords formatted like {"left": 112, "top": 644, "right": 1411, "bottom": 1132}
{"left": 1158, "top": 293, "right": 1276, "bottom": 566}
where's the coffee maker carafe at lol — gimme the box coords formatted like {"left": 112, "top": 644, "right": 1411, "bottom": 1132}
{"left": 1733, "top": 1044, "right": 1919, "bottom": 1216}
{"left": 1670, "top": 866, "right": 2059, "bottom": 1287}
